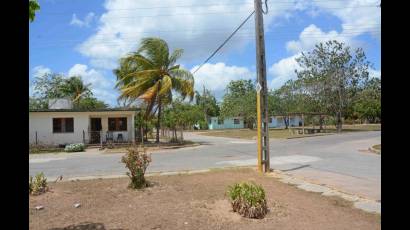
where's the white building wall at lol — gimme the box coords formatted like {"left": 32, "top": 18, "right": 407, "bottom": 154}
{"left": 29, "top": 112, "right": 89, "bottom": 145}
{"left": 29, "top": 111, "right": 135, "bottom": 146}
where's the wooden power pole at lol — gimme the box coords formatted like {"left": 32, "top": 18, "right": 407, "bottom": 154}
{"left": 254, "top": 0, "right": 270, "bottom": 173}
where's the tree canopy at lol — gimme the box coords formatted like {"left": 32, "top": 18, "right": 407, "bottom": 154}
{"left": 30, "top": 72, "right": 107, "bottom": 110}
{"left": 29, "top": 0, "right": 40, "bottom": 22}
{"left": 295, "top": 40, "right": 371, "bottom": 132}
{"left": 220, "top": 79, "right": 256, "bottom": 129}
{"left": 114, "top": 37, "right": 195, "bottom": 142}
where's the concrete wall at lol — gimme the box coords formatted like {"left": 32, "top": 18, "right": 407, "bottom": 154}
{"left": 208, "top": 117, "right": 244, "bottom": 130}
{"left": 207, "top": 116, "right": 302, "bottom": 130}
{"left": 29, "top": 112, "right": 89, "bottom": 145}
{"left": 268, "top": 116, "right": 302, "bottom": 128}
{"left": 29, "top": 111, "right": 135, "bottom": 146}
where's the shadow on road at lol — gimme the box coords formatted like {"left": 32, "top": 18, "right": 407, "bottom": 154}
{"left": 281, "top": 164, "right": 310, "bottom": 172}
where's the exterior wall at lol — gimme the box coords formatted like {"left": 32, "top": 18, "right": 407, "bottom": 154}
{"left": 29, "top": 111, "right": 135, "bottom": 146}
{"left": 208, "top": 117, "right": 244, "bottom": 130}
{"left": 29, "top": 112, "right": 89, "bottom": 145}
{"left": 96, "top": 114, "right": 134, "bottom": 143}
{"left": 268, "top": 116, "right": 302, "bottom": 128}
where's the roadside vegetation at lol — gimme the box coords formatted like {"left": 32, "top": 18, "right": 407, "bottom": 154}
{"left": 29, "top": 172, "right": 48, "bottom": 196}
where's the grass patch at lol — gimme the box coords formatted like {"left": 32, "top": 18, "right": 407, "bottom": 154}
{"left": 29, "top": 147, "right": 65, "bottom": 154}
{"left": 104, "top": 140, "right": 199, "bottom": 153}
{"left": 197, "top": 124, "right": 380, "bottom": 140}
{"left": 372, "top": 144, "right": 381, "bottom": 150}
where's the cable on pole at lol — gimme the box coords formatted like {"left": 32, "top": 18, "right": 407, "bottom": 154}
{"left": 192, "top": 10, "right": 255, "bottom": 74}
{"left": 262, "top": 0, "right": 269, "bottom": 14}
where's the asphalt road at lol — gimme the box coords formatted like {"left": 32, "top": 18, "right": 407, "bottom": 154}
{"left": 29, "top": 131, "right": 381, "bottom": 200}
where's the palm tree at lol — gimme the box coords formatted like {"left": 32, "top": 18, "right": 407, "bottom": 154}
{"left": 62, "top": 76, "right": 92, "bottom": 106}
{"left": 29, "top": 0, "right": 40, "bottom": 22}
{"left": 114, "top": 37, "right": 195, "bottom": 143}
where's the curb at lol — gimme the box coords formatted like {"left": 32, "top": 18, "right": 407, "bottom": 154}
{"left": 266, "top": 170, "right": 381, "bottom": 215}
{"left": 286, "top": 133, "right": 334, "bottom": 139}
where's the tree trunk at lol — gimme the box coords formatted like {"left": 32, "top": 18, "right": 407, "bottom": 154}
{"left": 319, "top": 115, "right": 324, "bottom": 130}
{"left": 156, "top": 82, "right": 162, "bottom": 144}
{"left": 336, "top": 112, "right": 342, "bottom": 133}
{"left": 284, "top": 116, "right": 289, "bottom": 129}
{"left": 156, "top": 102, "right": 161, "bottom": 143}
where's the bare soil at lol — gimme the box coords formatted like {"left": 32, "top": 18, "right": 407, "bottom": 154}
{"left": 29, "top": 168, "right": 380, "bottom": 230}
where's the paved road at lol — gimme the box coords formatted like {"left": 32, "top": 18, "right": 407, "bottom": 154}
{"left": 29, "top": 131, "right": 381, "bottom": 200}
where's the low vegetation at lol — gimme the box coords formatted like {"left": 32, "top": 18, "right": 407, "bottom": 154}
{"left": 227, "top": 182, "right": 268, "bottom": 219}
{"left": 29, "top": 172, "right": 48, "bottom": 195}
{"left": 121, "top": 147, "right": 152, "bottom": 189}
{"left": 29, "top": 144, "right": 64, "bottom": 154}
{"left": 64, "top": 143, "right": 85, "bottom": 152}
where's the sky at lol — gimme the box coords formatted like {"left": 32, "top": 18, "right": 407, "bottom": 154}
{"left": 29, "top": 0, "right": 381, "bottom": 106}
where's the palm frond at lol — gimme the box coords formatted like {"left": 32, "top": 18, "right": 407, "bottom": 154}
{"left": 137, "top": 37, "right": 169, "bottom": 68}
{"left": 168, "top": 49, "right": 184, "bottom": 67}
{"left": 158, "top": 75, "right": 172, "bottom": 96}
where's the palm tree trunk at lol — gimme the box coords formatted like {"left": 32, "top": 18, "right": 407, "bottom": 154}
{"left": 156, "top": 81, "right": 162, "bottom": 144}
{"left": 156, "top": 100, "right": 162, "bottom": 144}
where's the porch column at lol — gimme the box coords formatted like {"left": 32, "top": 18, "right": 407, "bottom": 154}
{"left": 131, "top": 114, "right": 135, "bottom": 144}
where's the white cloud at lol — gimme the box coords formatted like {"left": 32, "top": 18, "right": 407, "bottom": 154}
{"left": 191, "top": 62, "right": 254, "bottom": 100}
{"left": 68, "top": 64, "right": 117, "bottom": 104}
{"left": 268, "top": 54, "right": 302, "bottom": 89}
{"left": 312, "top": 0, "right": 380, "bottom": 39}
{"left": 70, "top": 12, "right": 95, "bottom": 27}
{"left": 32, "top": 65, "right": 52, "bottom": 79}
{"left": 286, "top": 24, "right": 354, "bottom": 54}
{"left": 77, "top": 0, "right": 306, "bottom": 69}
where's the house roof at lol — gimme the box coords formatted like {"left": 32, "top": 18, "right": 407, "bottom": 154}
{"left": 29, "top": 108, "right": 139, "bottom": 113}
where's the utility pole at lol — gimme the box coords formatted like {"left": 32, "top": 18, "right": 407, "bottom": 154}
{"left": 254, "top": 0, "right": 270, "bottom": 173}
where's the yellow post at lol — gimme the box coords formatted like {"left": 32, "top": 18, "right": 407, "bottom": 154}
{"left": 256, "top": 90, "right": 263, "bottom": 173}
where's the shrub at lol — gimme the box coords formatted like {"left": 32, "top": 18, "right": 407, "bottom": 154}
{"left": 121, "top": 147, "right": 152, "bottom": 189}
{"left": 29, "top": 172, "right": 48, "bottom": 195}
{"left": 226, "top": 182, "right": 268, "bottom": 219}
{"left": 64, "top": 143, "right": 85, "bottom": 152}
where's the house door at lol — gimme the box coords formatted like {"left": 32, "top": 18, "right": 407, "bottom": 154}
{"left": 90, "top": 118, "right": 102, "bottom": 144}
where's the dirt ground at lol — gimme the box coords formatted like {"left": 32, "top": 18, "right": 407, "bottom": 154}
{"left": 29, "top": 168, "right": 380, "bottom": 230}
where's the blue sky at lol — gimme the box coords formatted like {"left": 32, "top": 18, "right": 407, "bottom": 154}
{"left": 29, "top": 0, "right": 381, "bottom": 106}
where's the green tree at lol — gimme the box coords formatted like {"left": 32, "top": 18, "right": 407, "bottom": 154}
{"left": 30, "top": 72, "right": 106, "bottom": 110}
{"left": 75, "top": 97, "right": 108, "bottom": 110}
{"left": 163, "top": 100, "right": 203, "bottom": 142}
{"left": 61, "top": 76, "right": 92, "bottom": 105}
{"left": 220, "top": 79, "right": 256, "bottom": 129}
{"left": 114, "top": 37, "right": 195, "bottom": 143}
{"left": 195, "top": 86, "right": 220, "bottom": 129}
{"left": 295, "top": 40, "right": 370, "bottom": 132}
{"left": 353, "top": 77, "right": 381, "bottom": 123}
{"left": 29, "top": 0, "right": 40, "bottom": 22}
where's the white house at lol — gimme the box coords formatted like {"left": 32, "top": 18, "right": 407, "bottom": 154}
{"left": 29, "top": 108, "right": 137, "bottom": 146}
{"left": 207, "top": 115, "right": 302, "bottom": 130}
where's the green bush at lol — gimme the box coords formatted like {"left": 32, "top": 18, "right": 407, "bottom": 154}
{"left": 121, "top": 147, "right": 152, "bottom": 189}
{"left": 226, "top": 182, "right": 268, "bottom": 219}
{"left": 29, "top": 172, "right": 48, "bottom": 195}
{"left": 64, "top": 143, "right": 85, "bottom": 152}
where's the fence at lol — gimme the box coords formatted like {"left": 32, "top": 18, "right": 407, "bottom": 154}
{"left": 30, "top": 130, "right": 134, "bottom": 147}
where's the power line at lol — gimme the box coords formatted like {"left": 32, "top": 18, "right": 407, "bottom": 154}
{"left": 192, "top": 10, "right": 255, "bottom": 74}
{"left": 29, "top": 29, "right": 381, "bottom": 48}
{"left": 40, "top": 5, "right": 379, "bottom": 17}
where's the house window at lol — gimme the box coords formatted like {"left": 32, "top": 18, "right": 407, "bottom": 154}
{"left": 269, "top": 117, "right": 272, "bottom": 123}
{"left": 217, "top": 119, "right": 224, "bottom": 125}
{"left": 233, "top": 119, "right": 240, "bottom": 124}
{"left": 53, "top": 118, "right": 74, "bottom": 133}
{"left": 108, "top": 117, "right": 127, "bottom": 131}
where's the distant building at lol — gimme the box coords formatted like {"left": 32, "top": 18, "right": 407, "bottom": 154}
{"left": 207, "top": 115, "right": 302, "bottom": 130}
